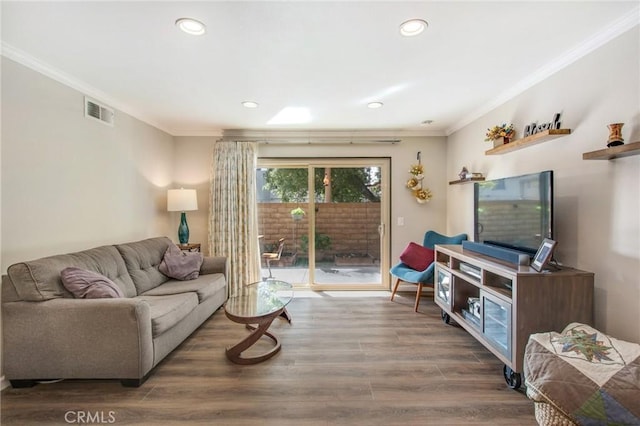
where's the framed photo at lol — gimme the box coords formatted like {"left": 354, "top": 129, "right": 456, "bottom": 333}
{"left": 531, "top": 238, "right": 557, "bottom": 272}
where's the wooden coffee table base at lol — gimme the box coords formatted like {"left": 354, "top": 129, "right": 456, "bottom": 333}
{"left": 225, "top": 308, "right": 291, "bottom": 364}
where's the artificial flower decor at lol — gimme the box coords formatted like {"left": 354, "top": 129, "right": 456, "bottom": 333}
{"left": 485, "top": 123, "right": 515, "bottom": 142}
{"left": 406, "top": 152, "right": 432, "bottom": 204}
{"left": 406, "top": 177, "right": 420, "bottom": 189}
{"left": 409, "top": 164, "right": 424, "bottom": 178}
{"left": 414, "top": 188, "right": 433, "bottom": 204}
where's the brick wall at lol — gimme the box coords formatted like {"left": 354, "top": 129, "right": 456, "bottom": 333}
{"left": 257, "top": 202, "right": 381, "bottom": 260}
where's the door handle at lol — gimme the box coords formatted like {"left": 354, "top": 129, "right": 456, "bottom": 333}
{"left": 378, "top": 223, "right": 385, "bottom": 237}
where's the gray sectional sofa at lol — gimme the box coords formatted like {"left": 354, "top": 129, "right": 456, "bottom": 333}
{"left": 1, "top": 236, "right": 227, "bottom": 387}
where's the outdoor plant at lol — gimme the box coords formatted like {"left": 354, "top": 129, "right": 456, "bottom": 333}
{"left": 300, "top": 233, "right": 332, "bottom": 252}
{"left": 290, "top": 207, "right": 306, "bottom": 220}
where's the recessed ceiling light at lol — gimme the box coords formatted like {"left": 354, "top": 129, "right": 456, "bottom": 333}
{"left": 175, "top": 18, "right": 206, "bottom": 36}
{"left": 242, "top": 101, "right": 259, "bottom": 108}
{"left": 367, "top": 102, "right": 384, "bottom": 109}
{"left": 400, "top": 19, "right": 428, "bottom": 37}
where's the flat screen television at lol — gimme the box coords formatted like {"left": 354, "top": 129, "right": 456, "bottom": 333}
{"left": 474, "top": 170, "right": 553, "bottom": 256}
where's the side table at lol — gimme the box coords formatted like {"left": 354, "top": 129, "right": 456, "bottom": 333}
{"left": 177, "top": 243, "right": 201, "bottom": 253}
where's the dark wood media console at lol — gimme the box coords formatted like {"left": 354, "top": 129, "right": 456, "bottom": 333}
{"left": 433, "top": 244, "right": 594, "bottom": 389}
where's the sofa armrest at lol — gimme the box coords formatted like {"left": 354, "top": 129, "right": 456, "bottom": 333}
{"left": 2, "top": 297, "right": 154, "bottom": 381}
{"left": 200, "top": 256, "right": 228, "bottom": 277}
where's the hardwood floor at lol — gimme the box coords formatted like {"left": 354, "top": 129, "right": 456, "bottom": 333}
{"left": 1, "top": 292, "right": 537, "bottom": 425}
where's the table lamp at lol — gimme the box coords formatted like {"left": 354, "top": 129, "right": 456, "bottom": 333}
{"left": 167, "top": 188, "right": 198, "bottom": 244}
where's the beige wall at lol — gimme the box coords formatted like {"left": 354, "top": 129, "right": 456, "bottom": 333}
{"left": 1, "top": 57, "right": 175, "bottom": 269}
{"left": 171, "top": 136, "right": 216, "bottom": 252}
{"left": 173, "top": 137, "right": 450, "bottom": 264}
{"left": 446, "top": 28, "right": 640, "bottom": 343}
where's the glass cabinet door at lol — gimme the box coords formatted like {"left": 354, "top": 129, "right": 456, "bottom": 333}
{"left": 435, "top": 268, "right": 452, "bottom": 307}
{"left": 482, "top": 291, "right": 511, "bottom": 358}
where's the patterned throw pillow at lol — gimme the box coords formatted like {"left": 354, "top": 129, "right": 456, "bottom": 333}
{"left": 399, "top": 242, "right": 435, "bottom": 271}
{"left": 61, "top": 267, "right": 124, "bottom": 298}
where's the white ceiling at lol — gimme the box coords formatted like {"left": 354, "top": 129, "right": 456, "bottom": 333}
{"left": 1, "top": 1, "right": 638, "bottom": 137}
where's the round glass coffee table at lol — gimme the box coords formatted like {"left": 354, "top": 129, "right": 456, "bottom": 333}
{"left": 224, "top": 280, "right": 293, "bottom": 364}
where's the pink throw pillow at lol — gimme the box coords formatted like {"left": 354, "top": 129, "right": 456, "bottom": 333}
{"left": 61, "top": 267, "right": 124, "bottom": 298}
{"left": 400, "top": 242, "right": 435, "bottom": 271}
{"left": 158, "top": 244, "right": 204, "bottom": 281}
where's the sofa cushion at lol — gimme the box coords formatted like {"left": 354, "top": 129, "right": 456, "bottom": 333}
{"left": 400, "top": 242, "right": 435, "bottom": 271}
{"left": 136, "top": 293, "right": 199, "bottom": 336}
{"left": 116, "top": 237, "right": 173, "bottom": 294}
{"left": 158, "top": 244, "right": 203, "bottom": 281}
{"left": 7, "top": 245, "right": 137, "bottom": 301}
{"left": 142, "top": 273, "right": 226, "bottom": 303}
{"left": 61, "top": 267, "right": 125, "bottom": 298}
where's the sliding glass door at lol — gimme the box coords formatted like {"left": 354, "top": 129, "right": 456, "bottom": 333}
{"left": 257, "top": 158, "right": 390, "bottom": 290}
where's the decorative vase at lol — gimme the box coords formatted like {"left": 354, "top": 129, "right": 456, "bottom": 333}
{"left": 606, "top": 123, "right": 624, "bottom": 147}
{"left": 458, "top": 166, "right": 469, "bottom": 180}
{"left": 493, "top": 137, "right": 510, "bottom": 148}
{"left": 178, "top": 212, "right": 189, "bottom": 244}
{"left": 407, "top": 178, "right": 420, "bottom": 189}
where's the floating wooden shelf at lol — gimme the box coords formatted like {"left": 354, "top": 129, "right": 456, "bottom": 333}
{"left": 485, "top": 129, "right": 572, "bottom": 155}
{"left": 582, "top": 141, "right": 640, "bottom": 160}
{"left": 449, "top": 177, "right": 485, "bottom": 185}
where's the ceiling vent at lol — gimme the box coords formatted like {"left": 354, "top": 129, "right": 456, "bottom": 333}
{"left": 84, "top": 97, "right": 114, "bottom": 126}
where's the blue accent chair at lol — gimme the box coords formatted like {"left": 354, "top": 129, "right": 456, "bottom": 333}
{"left": 390, "top": 230, "right": 467, "bottom": 312}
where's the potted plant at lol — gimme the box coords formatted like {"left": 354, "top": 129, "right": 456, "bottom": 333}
{"left": 290, "top": 207, "right": 306, "bottom": 221}
{"left": 484, "top": 123, "right": 516, "bottom": 147}
{"left": 300, "top": 232, "right": 332, "bottom": 261}
{"left": 485, "top": 123, "right": 515, "bottom": 147}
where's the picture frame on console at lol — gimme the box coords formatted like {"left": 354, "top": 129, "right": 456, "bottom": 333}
{"left": 531, "top": 238, "right": 557, "bottom": 272}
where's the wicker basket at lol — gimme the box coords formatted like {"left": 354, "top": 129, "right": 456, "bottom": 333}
{"left": 534, "top": 402, "right": 577, "bottom": 426}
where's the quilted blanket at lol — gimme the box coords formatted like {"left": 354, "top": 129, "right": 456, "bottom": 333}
{"left": 524, "top": 323, "right": 640, "bottom": 425}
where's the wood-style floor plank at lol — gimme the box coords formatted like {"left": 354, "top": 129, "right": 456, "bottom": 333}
{"left": 1, "top": 292, "right": 536, "bottom": 425}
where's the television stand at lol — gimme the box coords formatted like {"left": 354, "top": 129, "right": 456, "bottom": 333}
{"left": 434, "top": 244, "right": 594, "bottom": 390}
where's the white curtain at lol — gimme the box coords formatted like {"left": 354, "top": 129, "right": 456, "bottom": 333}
{"left": 209, "top": 141, "right": 261, "bottom": 297}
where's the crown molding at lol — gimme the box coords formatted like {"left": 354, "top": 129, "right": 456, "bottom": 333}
{"left": 446, "top": 5, "right": 640, "bottom": 136}
{"left": 1, "top": 42, "right": 173, "bottom": 135}
{"left": 170, "top": 128, "right": 224, "bottom": 138}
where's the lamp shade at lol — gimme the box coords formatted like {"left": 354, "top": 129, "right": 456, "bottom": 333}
{"left": 167, "top": 189, "right": 198, "bottom": 212}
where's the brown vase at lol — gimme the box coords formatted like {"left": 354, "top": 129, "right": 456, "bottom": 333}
{"left": 607, "top": 123, "right": 624, "bottom": 147}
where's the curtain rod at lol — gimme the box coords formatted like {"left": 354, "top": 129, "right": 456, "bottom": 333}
{"left": 217, "top": 138, "right": 401, "bottom": 145}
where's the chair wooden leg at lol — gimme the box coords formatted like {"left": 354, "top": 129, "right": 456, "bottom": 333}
{"left": 390, "top": 278, "right": 402, "bottom": 301}
{"left": 414, "top": 283, "right": 423, "bottom": 312}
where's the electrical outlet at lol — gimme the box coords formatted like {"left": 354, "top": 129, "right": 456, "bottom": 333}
{"left": 397, "top": 217, "right": 405, "bottom": 226}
